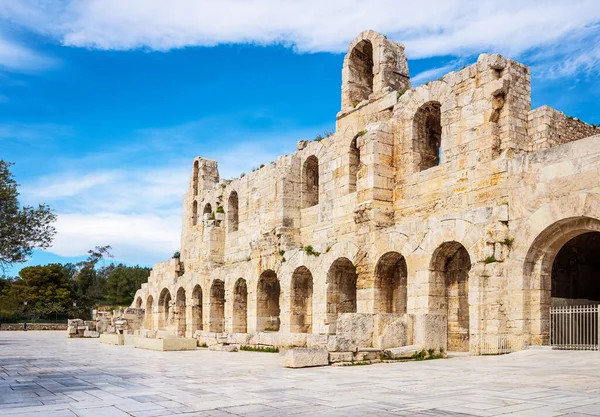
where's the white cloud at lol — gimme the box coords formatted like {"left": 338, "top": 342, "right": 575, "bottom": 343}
{"left": 2, "top": 1, "right": 600, "bottom": 75}
{"left": 17, "top": 115, "right": 324, "bottom": 265}
{"left": 411, "top": 61, "right": 465, "bottom": 85}
{"left": 0, "top": 34, "right": 56, "bottom": 72}
{"left": 51, "top": 212, "right": 181, "bottom": 265}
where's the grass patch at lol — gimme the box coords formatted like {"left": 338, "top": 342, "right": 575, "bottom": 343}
{"left": 411, "top": 348, "right": 445, "bottom": 361}
{"left": 301, "top": 245, "right": 320, "bottom": 256}
{"left": 240, "top": 345, "right": 279, "bottom": 353}
{"left": 483, "top": 256, "right": 497, "bottom": 264}
{"left": 502, "top": 237, "right": 515, "bottom": 247}
{"left": 342, "top": 361, "right": 370, "bottom": 366}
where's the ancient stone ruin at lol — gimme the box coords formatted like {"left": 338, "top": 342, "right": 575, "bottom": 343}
{"left": 129, "top": 30, "right": 600, "bottom": 360}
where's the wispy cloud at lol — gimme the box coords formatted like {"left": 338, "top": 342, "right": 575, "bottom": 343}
{"left": 411, "top": 61, "right": 465, "bottom": 85}
{"left": 0, "top": 122, "right": 73, "bottom": 143}
{"left": 0, "top": 34, "right": 57, "bottom": 72}
{"left": 18, "top": 114, "right": 327, "bottom": 265}
{"left": 2, "top": 0, "right": 600, "bottom": 78}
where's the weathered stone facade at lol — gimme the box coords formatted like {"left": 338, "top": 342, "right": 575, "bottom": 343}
{"left": 132, "top": 30, "right": 600, "bottom": 354}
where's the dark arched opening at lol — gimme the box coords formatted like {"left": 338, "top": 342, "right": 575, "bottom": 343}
{"left": 257, "top": 270, "right": 280, "bottom": 332}
{"left": 375, "top": 252, "right": 408, "bottom": 314}
{"left": 413, "top": 101, "right": 442, "bottom": 171}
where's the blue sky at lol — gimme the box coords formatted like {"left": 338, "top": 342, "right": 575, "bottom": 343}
{"left": 1, "top": 1, "right": 599, "bottom": 276}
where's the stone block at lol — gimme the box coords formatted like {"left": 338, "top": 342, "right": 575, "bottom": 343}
{"left": 413, "top": 315, "right": 447, "bottom": 351}
{"left": 100, "top": 333, "right": 124, "bottom": 346}
{"left": 284, "top": 348, "right": 329, "bottom": 368}
{"left": 336, "top": 313, "right": 374, "bottom": 349}
{"left": 124, "top": 334, "right": 137, "bottom": 345}
{"left": 383, "top": 345, "right": 420, "bottom": 359}
{"left": 83, "top": 330, "right": 100, "bottom": 338}
{"left": 306, "top": 334, "right": 328, "bottom": 348}
{"left": 209, "top": 344, "right": 238, "bottom": 352}
{"left": 328, "top": 352, "right": 353, "bottom": 363}
{"left": 373, "top": 314, "right": 411, "bottom": 349}
{"left": 134, "top": 337, "right": 197, "bottom": 351}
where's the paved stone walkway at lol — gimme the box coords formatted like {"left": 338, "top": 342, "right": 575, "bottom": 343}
{"left": 1, "top": 332, "right": 600, "bottom": 416}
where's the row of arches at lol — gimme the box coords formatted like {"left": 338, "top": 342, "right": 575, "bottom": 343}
{"left": 138, "top": 242, "right": 472, "bottom": 351}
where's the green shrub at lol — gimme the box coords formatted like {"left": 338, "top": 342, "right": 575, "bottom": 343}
{"left": 240, "top": 345, "right": 279, "bottom": 353}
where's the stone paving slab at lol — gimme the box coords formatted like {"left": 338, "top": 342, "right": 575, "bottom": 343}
{"left": 1, "top": 332, "right": 600, "bottom": 416}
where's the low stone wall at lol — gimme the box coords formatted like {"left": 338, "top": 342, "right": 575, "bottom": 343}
{"left": 195, "top": 313, "right": 447, "bottom": 353}
{"left": 528, "top": 106, "right": 599, "bottom": 152}
{"left": 0, "top": 323, "right": 67, "bottom": 331}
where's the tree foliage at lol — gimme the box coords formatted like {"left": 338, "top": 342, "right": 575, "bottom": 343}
{"left": 0, "top": 245, "right": 151, "bottom": 322}
{"left": 0, "top": 161, "right": 56, "bottom": 271}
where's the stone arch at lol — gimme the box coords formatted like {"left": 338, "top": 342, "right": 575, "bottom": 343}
{"left": 192, "top": 200, "right": 198, "bottom": 226}
{"left": 157, "top": 288, "right": 171, "bottom": 330}
{"left": 290, "top": 266, "right": 313, "bottom": 333}
{"left": 413, "top": 101, "right": 442, "bottom": 171}
{"left": 135, "top": 296, "right": 142, "bottom": 309}
{"left": 145, "top": 295, "right": 154, "bottom": 330}
{"left": 192, "top": 160, "right": 199, "bottom": 195}
{"left": 341, "top": 30, "right": 410, "bottom": 109}
{"left": 256, "top": 270, "right": 280, "bottom": 332}
{"left": 203, "top": 202, "right": 212, "bottom": 217}
{"left": 345, "top": 39, "right": 374, "bottom": 107}
{"left": 191, "top": 284, "right": 203, "bottom": 334}
{"left": 232, "top": 278, "right": 248, "bottom": 333}
{"left": 523, "top": 216, "right": 600, "bottom": 345}
{"left": 375, "top": 252, "right": 407, "bottom": 314}
{"left": 302, "top": 156, "right": 319, "bottom": 208}
{"left": 349, "top": 136, "right": 361, "bottom": 193}
{"left": 175, "top": 287, "right": 186, "bottom": 336}
{"left": 430, "top": 242, "right": 471, "bottom": 352}
{"left": 326, "top": 258, "right": 357, "bottom": 334}
{"left": 209, "top": 279, "right": 225, "bottom": 332}
{"left": 228, "top": 191, "right": 239, "bottom": 232}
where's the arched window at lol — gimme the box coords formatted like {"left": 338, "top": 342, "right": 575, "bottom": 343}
{"left": 192, "top": 200, "right": 198, "bottom": 226}
{"left": 192, "top": 160, "right": 199, "bottom": 195}
{"left": 228, "top": 191, "right": 239, "bottom": 232}
{"left": 302, "top": 156, "right": 319, "bottom": 208}
{"left": 349, "top": 137, "right": 360, "bottom": 193}
{"left": 203, "top": 203, "right": 212, "bottom": 219}
{"left": 413, "top": 101, "right": 442, "bottom": 171}
{"left": 346, "top": 40, "right": 374, "bottom": 107}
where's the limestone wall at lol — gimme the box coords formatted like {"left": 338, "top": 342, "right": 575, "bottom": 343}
{"left": 528, "top": 105, "right": 599, "bottom": 152}
{"left": 132, "top": 30, "right": 600, "bottom": 355}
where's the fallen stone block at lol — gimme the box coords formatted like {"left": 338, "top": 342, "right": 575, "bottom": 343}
{"left": 328, "top": 352, "right": 353, "bottom": 363}
{"left": 383, "top": 345, "right": 419, "bottom": 359}
{"left": 209, "top": 344, "right": 239, "bottom": 352}
{"left": 134, "top": 337, "right": 197, "bottom": 351}
{"left": 284, "top": 348, "right": 329, "bottom": 368}
{"left": 354, "top": 349, "right": 382, "bottom": 361}
{"left": 100, "top": 333, "right": 124, "bottom": 346}
{"left": 83, "top": 330, "right": 100, "bottom": 338}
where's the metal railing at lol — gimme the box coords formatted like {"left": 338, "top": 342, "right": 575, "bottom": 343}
{"left": 477, "top": 333, "right": 528, "bottom": 355}
{"left": 550, "top": 304, "right": 599, "bottom": 350}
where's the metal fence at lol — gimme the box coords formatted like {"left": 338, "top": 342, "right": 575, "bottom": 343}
{"left": 550, "top": 304, "right": 599, "bottom": 350}
{"left": 477, "top": 333, "right": 528, "bottom": 355}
